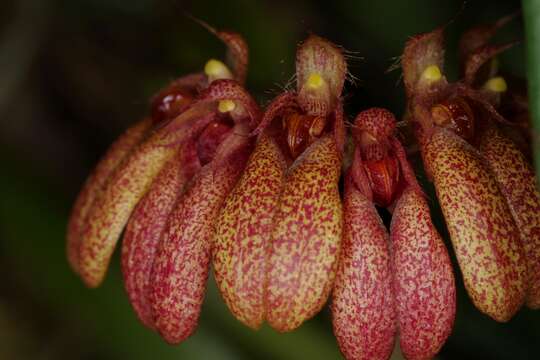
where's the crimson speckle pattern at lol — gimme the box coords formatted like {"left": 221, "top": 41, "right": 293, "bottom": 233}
{"left": 79, "top": 129, "right": 178, "bottom": 288}
{"left": 213, "top": 134, "right": 286, "bottom": 329}
{"left": 390, "top": 187, "right": 456, "bottom": 360}
{"left": 150, "top": 134, "right": 251, "bottom": 344}
{"left": 266, "top": 134, "right": 342, "bottom": 332}
{"left": 425, "top": 128, "right": 527, "bottom": 321}
{"left": 66, "top": 118, "right": 151, "bottom": 274}
{"left": 121, "top": 144, "right": 199, "bottom": 329}
{"left": 480, "top": 126, "right": 540, "bottom": 309}
{"left": 332, "top": 175, "right": 396, "bottom": 360}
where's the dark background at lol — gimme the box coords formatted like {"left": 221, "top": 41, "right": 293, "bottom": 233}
{"left": 1, "top": 0, "right": 538, "bottom": 359}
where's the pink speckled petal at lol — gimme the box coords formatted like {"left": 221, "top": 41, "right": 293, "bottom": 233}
{"left": 121, "top": 142, "right": 200, "bottom": 329}
{"left": 391, "top": 187, "right": 456, "bottom": 360}
{"left": 150, "top": 124, "right": 252, "bottom": 344}
{"left": 198, "top": 79, "right": 261, "bottom": 128}
{"left": 67, "top": 118, "right": 152, "bottom": 274}
{"left": 213, "top": 133, "right": 286, "bottom": 329}
{"left": 332, "top": 173, "right": 396, "bottom": 360}
{"left": 266, "top": 134, "right": 342, "bottom": 332}
{"left": 425, "top": 128, "right": 527, "bottom": 322}
{"left": 479, "top": 126, "right": 540, "bottom": 309}
{"left": 78, "top": 111, "right": 215, "bottom": 288}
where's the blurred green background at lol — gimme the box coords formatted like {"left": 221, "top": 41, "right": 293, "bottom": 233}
{"left": 1, "top": 0, "right": 538, "bottom": 359}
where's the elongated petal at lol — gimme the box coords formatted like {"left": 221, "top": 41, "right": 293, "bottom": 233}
{"left": 66, "top": 118, "right": 151, "bottom": 274}
{"left": 479, "top": 126, "right": 540, "bottom": 309}
{"left": 331, "top": 174, "right": 396, "bottom": 360}
{"left": 425, "top": 128, "right": 527, "bottom": 321}
{"left": 390, "top": 187, "right": 456, "bottom": 360}
{"left": 150, "top": 127, "right": 251, "bottom": 344}
{"left": 213, "top": 134, "right": 286, "bottom": 329}
{"left": 79, "top": 133, "right": 177, "bottom": 288}
{"left": 121, "top": 143, "right": 200, "bottom": 329}
{"left": 266, "top": 134, "right": 342, "bottom": 332}
{"left": 79, "top": 108, "right": 218, "bottom": 288}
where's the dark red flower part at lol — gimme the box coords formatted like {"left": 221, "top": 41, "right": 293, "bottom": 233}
{"left": 402, "top": 20, "right": 532, "bottom": 321}
{"left": 333, "top": 107, "right": 455, "bottom": 360}
{"left": 213, "top": 34, "right": 346, "bottom": 333}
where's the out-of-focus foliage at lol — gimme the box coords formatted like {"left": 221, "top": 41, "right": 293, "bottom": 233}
{"left": 0, "top": 0, "right": 538, "bottom": 359}
{"left": 523, "top": 0, "right": 540, "bottom": 178}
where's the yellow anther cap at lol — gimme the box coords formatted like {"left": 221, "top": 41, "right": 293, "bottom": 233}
{"left": 218, "top": 99, "right": 236, "bottom": 113}
{"left": 421, "top": 65, "right": 442, "bottom": 82}
{"left": 484, "top": 76, "right": 507, "bottom": 93}
{"left": 306, "top": 73, "right": 325, "bottom": 89}
{"left": 204, "top": 59, "right": 233, "bottom": 80}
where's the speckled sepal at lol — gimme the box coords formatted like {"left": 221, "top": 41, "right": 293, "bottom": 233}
{"left": 150, "top": 126, "right": 252, "bottom": 344}
{"left": 266, "top": 134, "right": 342, "bottom": 332}
{"left": 213, "top": 133, "right": 286, "bottom": 329}
{"left": 390, "top": 187, "right": 456, "bottom": 360}
{"left": 479, "top": 126, "right": 540, "bottom": 309}
{"left": 121, "top": 142, "right": 200, "bottom": 329}
{"left": 331, "top": 174, "right": 396, "bottom": 360}
{"left": 425, "top": 128, "right": 527, "bottom": 321}
{"left": 78, "top": 130, "right": 179, "bottom": 288}
{"left": 66, "top": 118, "right": 152, "bottom": 274}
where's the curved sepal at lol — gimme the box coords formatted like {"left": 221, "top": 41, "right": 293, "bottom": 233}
{"left": 390, "top": 188, "right": 456, "bottom": 360}
{"left": 78, "top": 129, "right": 179, "bottom": 288}
{"left": 266, "top": 134, "right": 342, "bottom": 332}
{"left": 331, "top": 174, "right": 396, "bottom": 360}
{"left": 425, "top": 128, "right": 526, "bottom": 321}
{"left": 150, "top": 125, "right": 252, "bottom": 344}
{"left": 121, "top": 142, "right": 200, "bottom": 329}
{"left": 213, "top": 133, "right": 286, "bottom": 329}
{"left": 67, "top": 118, "right": 152, "bottom": 274}
{"left": 479, "top": 126, "right": 540, "bottom": 309}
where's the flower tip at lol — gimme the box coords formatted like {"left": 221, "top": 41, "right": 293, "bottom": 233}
{"left": 296, "top": 35, "right": 346, "bottom": 116}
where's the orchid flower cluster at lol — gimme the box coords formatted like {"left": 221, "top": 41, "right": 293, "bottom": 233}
{"left": 67, "top": 16, "right": 539, "bottom": 360}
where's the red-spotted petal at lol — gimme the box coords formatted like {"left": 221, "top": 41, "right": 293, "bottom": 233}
{"left": 332, "top": 174, "right": 396, "bottom": 360}
{"left": 213, "top": 133, "right": 286, "bottom": 329}
{"left": 150, "top": 125, "right": 252, "bottom": 344}
{"left": 67, "top": 118, "right": 151, "bottom": 274}
{"left": 391, "top": 187, "right": 456, "bottom": 360}
{"left": 121, "top": 142, "right": 200, "bottom": 329}
{"left": 425, "top": 128, "right": 527, "bottom": 322}
{"left": 266, "top": 134, "right": 342, "bottom": 332}
{"left": 479, "top": 126, "right": 540, "bottom": 309}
